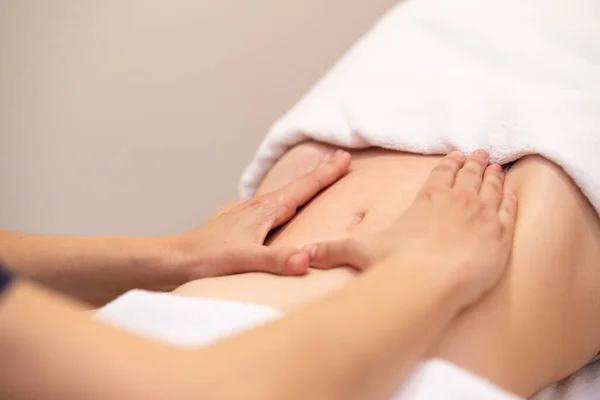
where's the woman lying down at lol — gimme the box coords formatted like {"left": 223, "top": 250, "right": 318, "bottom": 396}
{"left": 100, "top": 0, "right": 600, "bottom": 397}
{"left": 99, "top": 145, "right": 600, "bottom": 399}
{"left": 3, "top": 150, "right": 533, "bottom": 400}
{"left": 4, "top": 0, "right": 599, "bottom": 398}
{"left": 125, "top": 0, "right": 600, "bottom": 396}
{"left": 1, "top": 146, "right": 595, "bottom": 400}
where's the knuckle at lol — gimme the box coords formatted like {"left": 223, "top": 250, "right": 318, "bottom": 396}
{"left": 421, "top": 185, "right": 445, "bottom": 200}
{"left": 460, "top": 164, "right": 482, "bottom": 176}
{"left": 280, "top": 202, "right": 296, "bottom": 218}
{"left": 454, "top": 189, "right": 477, "bottom": 206}
{"left": 275, "top": 195, "right": 297, "bottom": 216}
{"left": 443, "top": 158, "right": 461, "bottom": 170}
{"left": 446, "top": 152, "right": 465, "bottom": 163}
{"left": 478, "top": 209, "right": 504, "bottom": 237}
{"left": 504, "top": 201, "right": 517, "bottom": 216}
{"left": 479, "top": 206, "right": 496, "bottom": 221}
{"left": 433, "top": 163, "right": 456, "bottom": 175}
{"left": 255, "top": 196, "right": 279, "bottom": 218}
{"left": 494, "top": 221, "right": 505, "bottom": 238}
{"left": 486, "top": 166, "right": 504, "bottom": 178}
{"left": 485, "top": 222, "right": 503, "bottom": 239}
{"left": 259, "top": 196, "right": 277, "bottom": 210}
{"left": 503, "top": 193, "right": 518, "bottom": 210}
{"left": 487, "top": 177, "right": 503, "bottom": 193}
{"left": 245, "top": 197, "right": 262, "bottom": 208}
{"left": 486, "top": 167, "right": 504, "bottom": 182}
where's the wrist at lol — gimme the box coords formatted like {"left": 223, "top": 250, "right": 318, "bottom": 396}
{"left": 156, "top": 234, "right": 209, "bottom": 284}
{"left": 129, "top": 236, "right": 194, "bottom": 292}
{"left": 368, "top": 254, "right": 469, "bottom": 315}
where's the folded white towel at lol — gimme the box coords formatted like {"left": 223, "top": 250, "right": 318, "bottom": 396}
{"left": 96, "top": 290, "right": 281, "bottom": 347}
{"left": 239, "top": 0, "right": 600, "bottom": 213}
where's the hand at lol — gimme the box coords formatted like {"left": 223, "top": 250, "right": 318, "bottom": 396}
{"left": 174, "top": 150, "right": 352, "bottom": 279}
{"left": 308, "top": 150, "right": 518, "bottom": 304}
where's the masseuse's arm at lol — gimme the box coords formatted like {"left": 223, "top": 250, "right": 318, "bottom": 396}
{"left": 0, "top": 152, "right": 518, "bottom": 400}
{"left": 0, "top": 151, "right": 351, "bottom": 305}
{"left": 0, "top": 255, "right": 466, "bottom": 400}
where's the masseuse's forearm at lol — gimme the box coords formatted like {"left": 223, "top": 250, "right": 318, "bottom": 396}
{"left": 0, "top": 262, "right": 466, "bottom": 400}
{"left": 0, "top": 259, "right": 468, "bottom": 400}
{"left": 0, "top": 231, "right": 186, "bottom": 305}
{"left": 173, "top": 260, "right": 466, "bottom": 400}
{"left": 0, "top": 280, "right": 186, "bottom": 400}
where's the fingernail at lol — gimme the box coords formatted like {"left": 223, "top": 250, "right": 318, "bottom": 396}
{"left": 287, "top": 252, "right": 302, "bottom": 267}
{"left": 504, "top": 188, "right": 515, "bottom": 197}
{"left": 490, "top": 163, "right": 503, "bottom": 171}
{"left": 303, "top": 244, "right": 318, "bottom": 259}
{"left": 319, "top": 153, "right": 332, "bottom": 167}
{"left": 287, "top": 252, "right": 308, "bottom": 274}
{"left": 473, "top": 149, "right": 489, "bottom": 160}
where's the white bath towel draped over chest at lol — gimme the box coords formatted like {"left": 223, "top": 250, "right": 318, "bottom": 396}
{"left": 239, "top": 0, "right": 600, "bottom": 214}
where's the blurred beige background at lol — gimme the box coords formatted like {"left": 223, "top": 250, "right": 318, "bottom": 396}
{"left": 0, "top": 0, "right": 396, "bottom": 235}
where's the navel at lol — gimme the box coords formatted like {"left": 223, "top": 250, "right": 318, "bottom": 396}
{"left": 347, "top": 209, "right": 367, "bottom": 231}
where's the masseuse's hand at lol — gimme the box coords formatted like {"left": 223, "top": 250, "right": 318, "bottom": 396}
{"left": 309, "top": 150, "right": 518, "bottom": 303}
{"left": 175, "top": 150, "right": 351, "bottom": 279}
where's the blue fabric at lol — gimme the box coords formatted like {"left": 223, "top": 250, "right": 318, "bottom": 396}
{"left": 0, "top": 264, "right": 13, "bottom": 296}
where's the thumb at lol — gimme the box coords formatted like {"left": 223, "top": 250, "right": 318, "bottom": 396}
{"left": 226, "top": 246, "right": 310, "bottom": 276}
{"left": 306, "top": 238, "right": 368, "bottom": 270}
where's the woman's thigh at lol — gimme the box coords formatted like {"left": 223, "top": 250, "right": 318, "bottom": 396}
{"left": 434, "top": 155, "right": 600, "bottom": 397}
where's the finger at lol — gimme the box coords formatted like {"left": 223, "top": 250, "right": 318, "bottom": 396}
{"left": 268, "top": 150, "right": 352, "bottom": 227}
{"left": 420, "top": 151, "right": 466, "bottom": 191}
{"left": 479, "top": 163, "right": 505, "bottom": 210}
{"left": 306, "top": 238, "right": 368, "bottom": 271}
{"left": 498, "top": 189, "right": 518, "bottom": 241}
{"left": 453, "top": 149, "right": 490, "bottom": 192}
{"left": 227, "top": 246, "right": 310, "bottom": 276}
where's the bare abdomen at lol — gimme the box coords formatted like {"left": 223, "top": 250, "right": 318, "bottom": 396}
{"left": 173, "top": 147, "right": 441, "bottom": 309}
{"left": 174, "top": 142, "right": 600, "bottom": 397}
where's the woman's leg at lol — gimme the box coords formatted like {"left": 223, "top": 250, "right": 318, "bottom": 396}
{"left": 434, "top": 155, "right": 600, "bottom": 397}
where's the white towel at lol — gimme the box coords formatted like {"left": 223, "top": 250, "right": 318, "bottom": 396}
{"left": 96, "top": 290, "right": 522, "bottom": 400}
{"left": 95, "top": 290, "right": 281, "bottom": 347}
{"left": 238, "top": 0, "right": 600, "bottom": 214}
